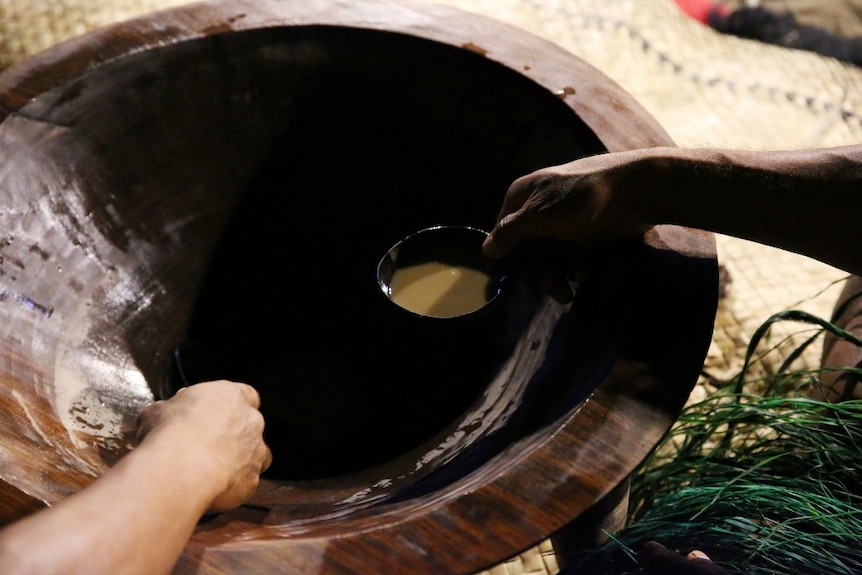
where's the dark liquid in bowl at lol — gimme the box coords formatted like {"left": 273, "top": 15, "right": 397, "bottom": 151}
{"left": 161, "top": 26, "right": 604, "bottom": 481}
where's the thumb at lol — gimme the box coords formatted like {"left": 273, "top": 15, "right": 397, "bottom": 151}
{"left": 483, "top": 212, "right": 530, "bottom": 259}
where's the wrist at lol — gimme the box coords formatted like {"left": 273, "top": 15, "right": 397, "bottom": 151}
{"left": 131, "top": 425, "right": 228, "bottom": 515}
{"left": 629, "top": 146, "right": 690, "bottom": 228}
{"left": 601, "top": 147, "right": 673, "bottom": 229}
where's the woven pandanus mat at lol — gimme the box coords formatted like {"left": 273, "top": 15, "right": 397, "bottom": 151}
{"left": 4, "top": 0, "right": 862, "bottom": 574}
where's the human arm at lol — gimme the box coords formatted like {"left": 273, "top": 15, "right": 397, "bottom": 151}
{"left": 483, "top": 145, "right": 862, "bottom": 278}
{"left": 0, "top": 380, "right": 272, "bottom": 575}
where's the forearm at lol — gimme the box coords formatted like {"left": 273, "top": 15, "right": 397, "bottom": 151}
{"left": 0, "top": 434, "right": 219, "bottom": 575}
{"left": 0, "top": 381, "right": 268, "bottom": 575}
{"left": 638, "top": 145, "right": 862, "bottom": 275}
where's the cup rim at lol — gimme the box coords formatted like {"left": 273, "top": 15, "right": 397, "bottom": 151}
{"left": 376, "top": 225, "right": 506, "bottom": 319}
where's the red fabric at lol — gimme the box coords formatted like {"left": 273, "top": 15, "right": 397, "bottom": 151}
{"left": 673, "top": 0, "right": 730, "bottom": 24}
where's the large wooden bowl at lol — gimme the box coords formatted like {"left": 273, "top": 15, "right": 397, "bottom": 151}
{"left": 0, "top": 0, "right": 718, "bottom": 573}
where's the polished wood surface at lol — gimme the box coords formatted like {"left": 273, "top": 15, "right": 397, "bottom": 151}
{"left": 0, "top": 0, "right": 718, "bottom": 572}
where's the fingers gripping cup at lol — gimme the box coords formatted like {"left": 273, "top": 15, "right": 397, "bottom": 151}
{"left": 377, "top": 226, "right": 506, "bottom": 320}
